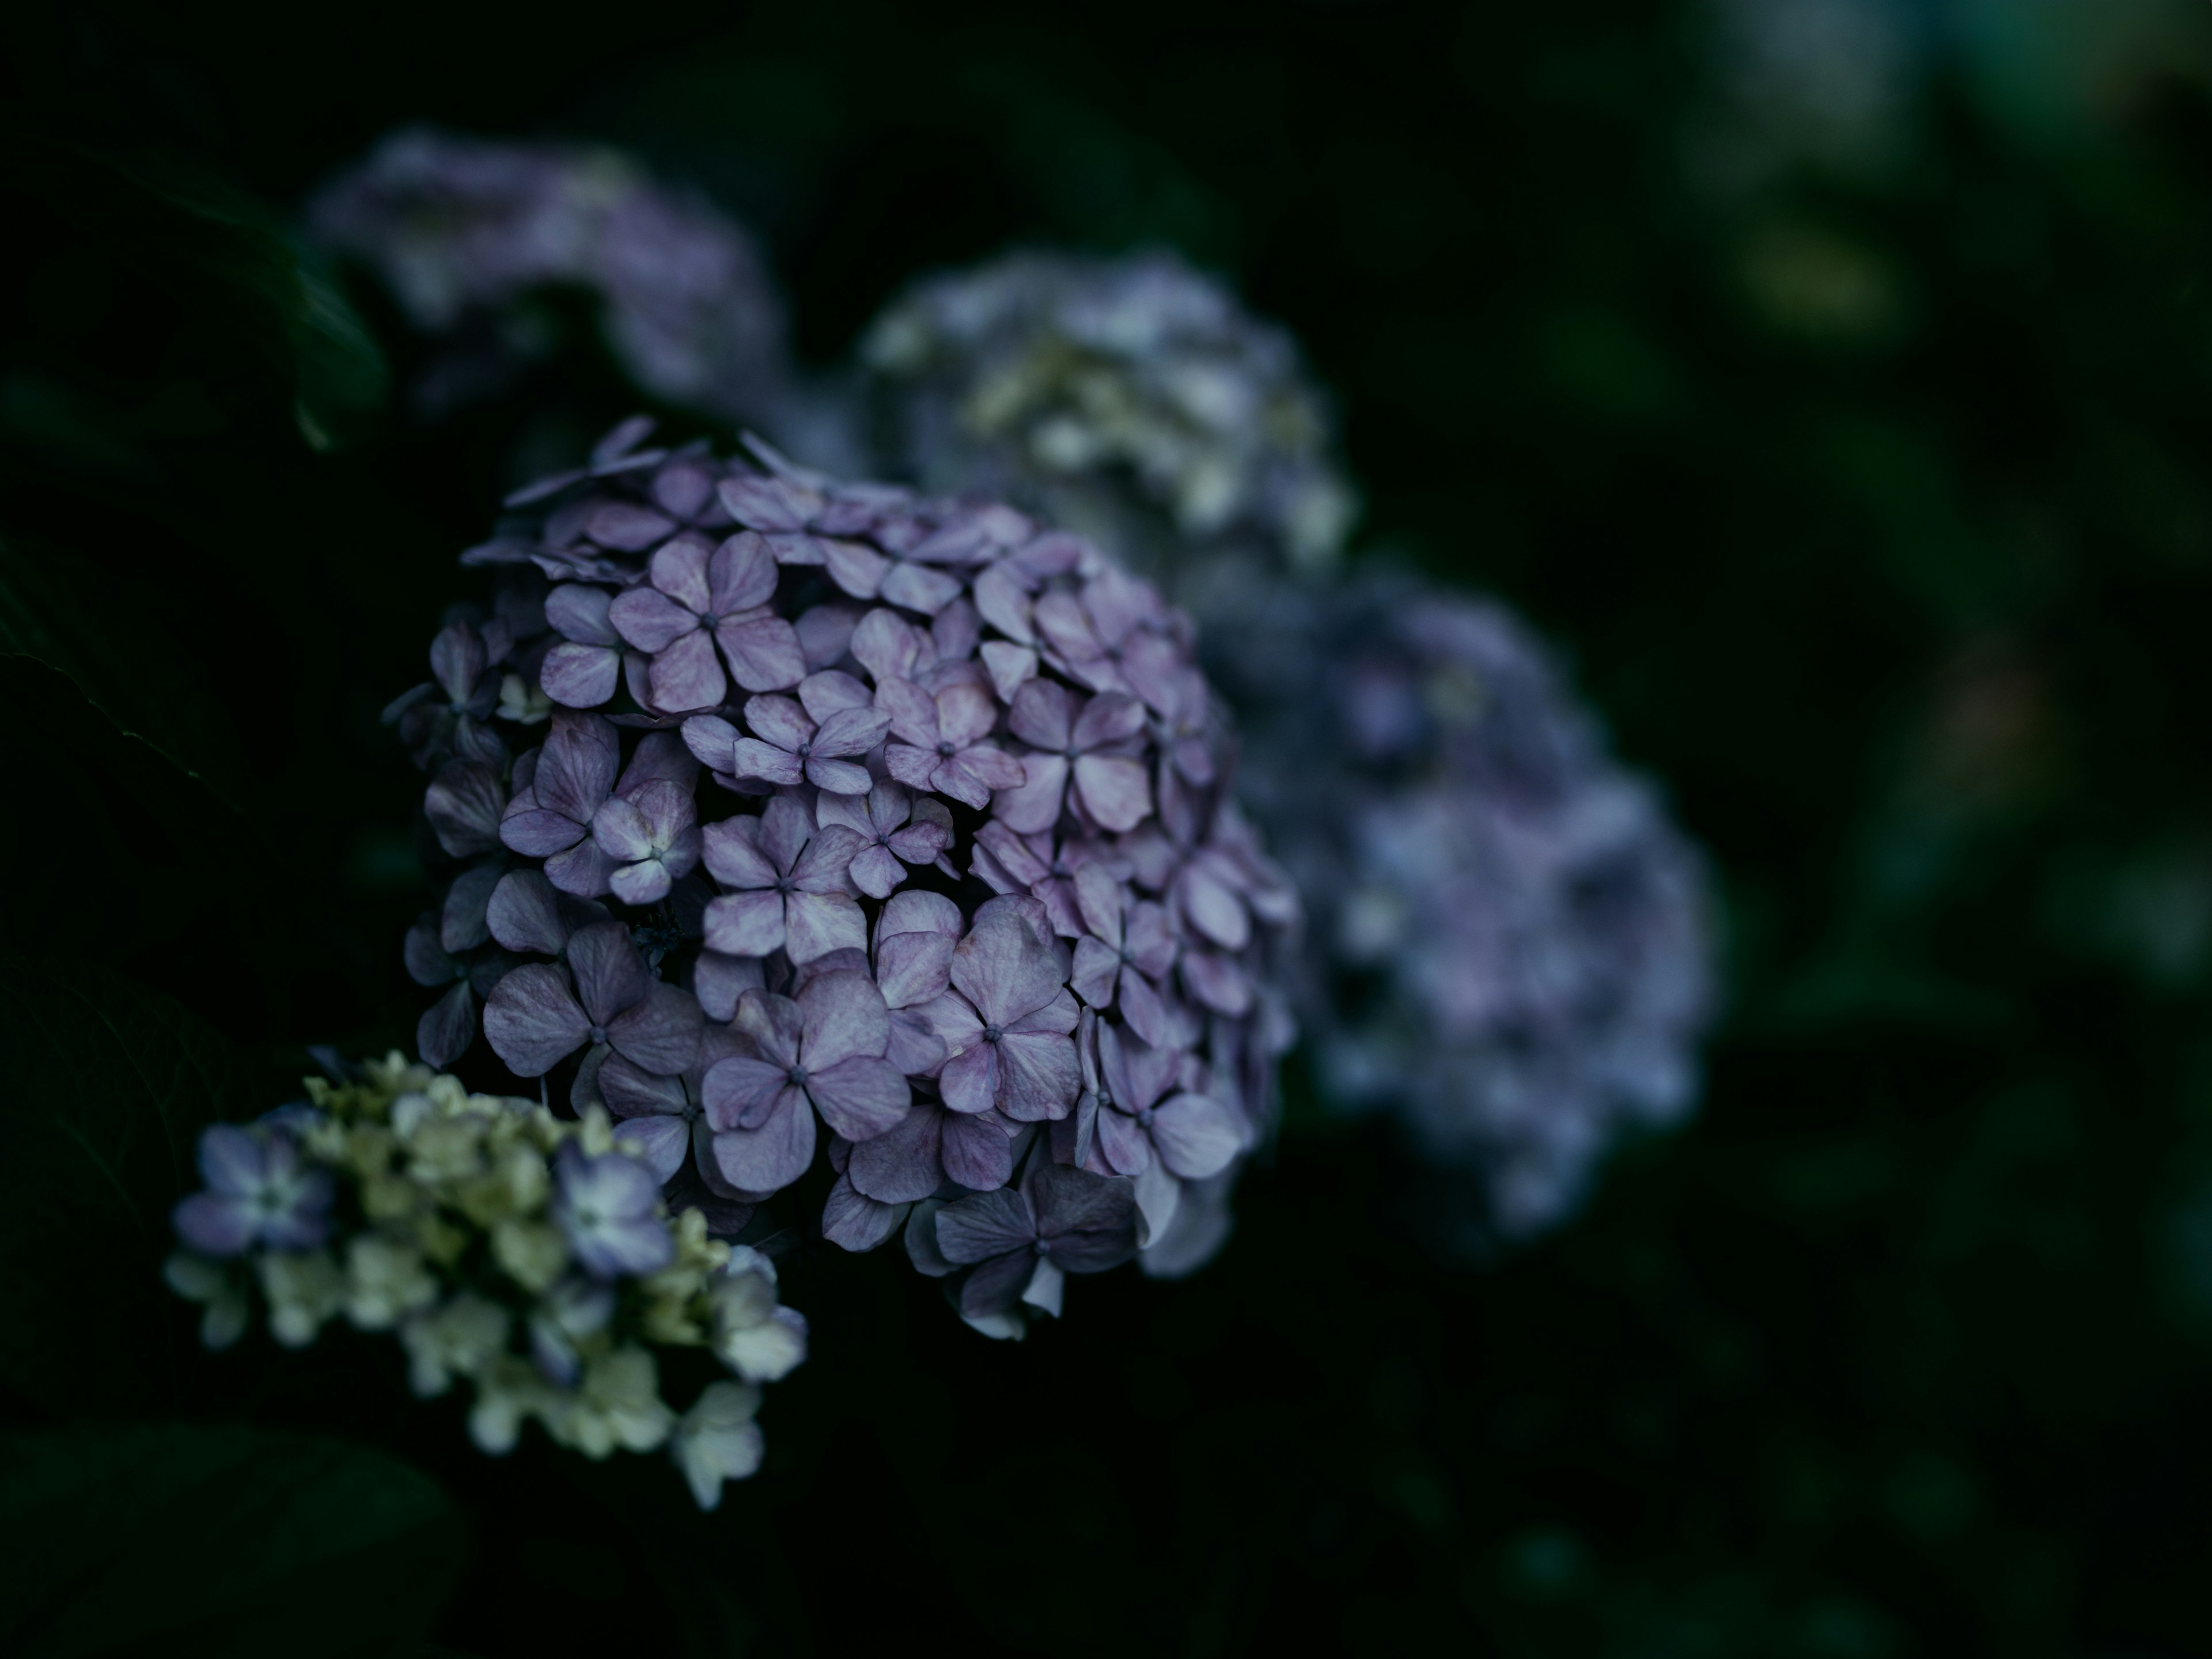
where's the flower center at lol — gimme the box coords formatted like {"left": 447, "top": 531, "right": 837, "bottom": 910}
{"left": 982, "top": 1024, "right": 1003, "bottom": 1043}
{"left": 786, "top": 1065, "right": 809, "bottom": 1088}
{"left": 937, "top": 740, "right": 956, "bottom": 757}
{"left": 588, "top": 1024, "right": 608, "bottom": 1045}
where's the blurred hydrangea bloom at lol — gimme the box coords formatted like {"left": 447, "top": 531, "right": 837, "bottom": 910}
{"left": 391, "top": 416, "right": 1297, "bottom": 1334}
{"left": 860, "top": 250, "right": 1357, "bottom": 582}
{"left": 165, "top": 1053, "right": 800, "bottom": 1509}
{"left": 1208, "top": 566, "right": 1715, "bottom": 1241}
{"left": 308, "top": 128, "right": 796, "bottom": 430}
{"left": 862, "top": 252, "right": 1713, "bottom": 1245}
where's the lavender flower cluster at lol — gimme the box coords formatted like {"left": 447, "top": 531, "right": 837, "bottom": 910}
{"left": 391, "top": 416, "right": 1296, "bottom": 1333}
{"left": 1214, "top": 571, "right": 1713, "bottom": 1238}
{"left": 165, "top": 1052, "right": 803, "bottom": 1509}
{"left": 308, "top": 129, "right": 794, "bottom": 431}
{"left": 861, "top": 250, "right": 1358, "bottom": 581}
{"left": 861, "top": 252, "right": 1714, "bottom": 1241}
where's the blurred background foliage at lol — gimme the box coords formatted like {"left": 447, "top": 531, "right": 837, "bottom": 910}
{"left": 5, "top": 1, "right": 2212, "bottom": 1653}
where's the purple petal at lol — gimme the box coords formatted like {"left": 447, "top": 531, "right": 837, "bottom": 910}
{"left": 994, "top": 1030, "right": 1081, "bottom": 1122}
{"left": 934, "top": 1188, "right": 1034, "bottom": 1263}
{"left": 614, "top": 1115, "right": 691, "bottom": 1182}
{"left": 982, "top": 642, "right": 1038, "bottom": 703}
{"left": 703, "top": 1054, "right": 790, "bottom": 1131}
{"left": 566, "top": 921, "right": 649, "bottom": 1027}
{"left": 417, "top": 982, "right": 477, "bottom": 1068}
{"left": 691, "top": 950, "right": 764, "bottom": 1022}
{"left": 649, "top": 535, "right": 714, "bottom": 613}
{"left": 887, "top": 1009, "right": 948, "bottom": 1075}
{"left": 873, "top": 930, "right": 953, "bottom": 1010}
{"left": 782, "top": 889, "right": 867, "bottom": 964}
{"left": 608, "top": 585, "right": 699, "bottom": 654}
{"left": 425, "top": 761, "right": 506, "bottom": 858}
{"left": 703, "top": 888, "right": 787, "bottom": 957}
{"left": 880, "top": 560, "right": 963, "bottom": 614}
{"left": 1149, "top": 1092, "right": 1242, "bottom": 1180}
{"left": 813, "top": 706, "right": 893, "bottom": 756}
{"left": 744, "top": 694, "right": 814, "bottom": 753}
{"left": 940, "top": 1110, "right": 1015, "bottom": 1190}
{"left": 483, "top": 963, "right": 591, "bottom": 1075}
{"left": 499, "top": 806, "right": 587, "bottom": 859}
{"left": 541, "top": 642, "right": 620, "bottom": 709}
{"left": 1070, "top": 937, "right": 1119, "bottom": 1009}
{"left": 730, "top": 738, "right": 804, "bottom": 786}
{"left": 847, "top": 1104, "right": 945, "bottom": 1203}
{"left": 544, "top": 838, "right": 616, "bottom": 899}
{"left": 1071, "top": 692, "right": 1146, "bottom": 751}
{"left": 935, "top": 684, "right": 997, "bottom": 748}
{"left": 717, "top": 475, "right": 810, "bottom": 532}
{"left": 717, "top": 615, "right": 806, "bottom": 692}
{"left": 536, "top": 715, "right": 620, "bottom": 823}
{"left": 702, "top": 815, "right": 779, "bottom": 889}
{"left": 957, "top": 1251, "right": 1035, "bottom": 1319}
{"left": 707, "top": 532, "right": 779, "bottom": 613}
{"left": 682, "top": 714, "right": 742, "bottom": 774}
{"left": 1118, "top": 968, "right": 1175, "bottom": 1048}
{"left": 806, "top": 1056, "right": 909, "bottom": 1141}
{"left": 1097, "top": 1106, "right": 1152, "bottom": 1177}
{"left": 821, "top": 1175, "right": 904, "bottom": 1251}
{"left": 648, "top": 628, "right": 728, "bottom": 713}
{"left": 949, "top": 900, "right": 1066, "bottom": 1027}
{"left": 798, "top": 969, "right": 891, "bottom": 1070}
{"left": 796, "top": 603, "right": 861, "bottom": 669}
{"left": 790, "top": 824, "right": 867, "bottom": 893}
{"left": 757, "top": 795, "right": 813, "bottom": 874}
{"left": 487, "top": 870, "right": 566, "bottom": 955}
{"left": 1073, "top": 753, "right": 1151, "bottom": 833}
{"left": 709, "top": 1100, "right": 816, "bottom": 1194}
{"left": 173, "top": 1191, "right": 252, "bottom": 1257}
{"left": 616, "top": 731, "right": 700, "bottom": 796}
{"left": 606, "top": 982, "right": 700, "bottom": 1075}
{"left": 798, "top": 671, "right": 873, "bottom": 721}
{"left": 849, "top": 843, "right": 904, "bottom": 899}
{"left": 851, "top": 610, "right": 924, "bottom": 686}
{"left": 821, "top": 537, "right": 889, "bottom": 600}
{"left": 991, "top": 752, "right": 1067, "bottom": 835}
{"left": 937, "top": 1040, "right": 999, "bottom": 1117}
{"left": 1008, "top": 679, "right": 1075, "bottom": 750}
{"left": 598, "top": 1055, "right": 688, "bottom": 1118}
{"left": 545, "top": 582, "right": 620, "bottom": 647}
{"left": 588, "top": 501, "right": 677, "bottom": 553}
{"left": 591, "top": 796, "right": 656, "bottom": 862}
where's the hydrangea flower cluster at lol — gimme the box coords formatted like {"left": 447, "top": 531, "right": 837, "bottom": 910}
{"left": 860, "top": 250, "right": 1357, "bottom": 581}
{"left": 859, "top": 252, "right": 1713, "bottom": 1242}
{"left": 393, "top": 418, "right": 1296, "bottom": 1334}
{"left": 308, "top": 128, "right": 793, "bottom": 430}
{"left": 165, "top": 1052, "right": 804, "bottom": 1510}
{"left": 1212, "top": 571, "right": 1714, "bottom": 1239}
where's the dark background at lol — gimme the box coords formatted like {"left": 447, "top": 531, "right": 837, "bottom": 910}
{"left": 5, "top": 2, "right": 2212, "bottom": 1653}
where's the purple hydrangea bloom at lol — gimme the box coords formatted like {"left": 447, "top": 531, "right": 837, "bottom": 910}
{"left": 173, "top": 1125, "right": 333, "bottom": 1257}
{"left": 307, "top": 128, "right": 797, "bottom": 433}
{"left": 389, "top": 421, "right": 1299, "bottom": 1321}
{"left": 552, "top": 1143, "right": 675, "bottom": 1279}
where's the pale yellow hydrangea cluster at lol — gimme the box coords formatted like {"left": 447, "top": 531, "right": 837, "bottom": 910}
{"left": 165, "top": 1052, "right": 805, "bottom": 1510}
{"left": 864, "top": 252, "right": 1357, "bottom": 576}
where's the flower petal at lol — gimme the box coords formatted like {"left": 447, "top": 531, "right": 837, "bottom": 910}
{"left": 798, "top": 969, "right": 891, "bottom": 1070}
{"left": 847, "top": 1103, "right": 945, "bottom": 1203}
{"left": 806, "top": 1056, "right": 909, "bottom": 1141}
{"left": 703, "top": 889, "right": 787, "bottom": 958}
{"left": 483, "top": 963, "right": 590, "bottom": 1075}
{"left": 709, "top": 1101, "right": 816, "bottom": 1195}
{"left": 782, "top": 889, "right": 866, "bottom": 964}
{"left": 566, "top": 921, "right": 649, "bottom": 1027}
{"left": 717, "top": 615, "right": 806, "bottom": 692}
{"left": 1149, "top": 1092, "right": 1242, "bottom": 1180}
{"left": 649, "top": 628, "right": 728, "bottom": 713}
{"left": 608, "top": 585, "right": 700, "bottom": 654}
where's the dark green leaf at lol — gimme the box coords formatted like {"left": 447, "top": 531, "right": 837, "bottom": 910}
{"left": 0, "top": 1423, "right": 464, "bottom": 1658}
{"left": 0, "top": 536, "right": 246, "bottom": 806}
{"left": 0, "top": 957, "right": 255, "bottom": 1414}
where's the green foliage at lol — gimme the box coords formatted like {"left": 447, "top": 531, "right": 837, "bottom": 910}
{"left": 0, "top": 957, "right": 252, "bottom": 1415}
{"left": 0, "top": 1423, "right": 463, "bottom": 1658}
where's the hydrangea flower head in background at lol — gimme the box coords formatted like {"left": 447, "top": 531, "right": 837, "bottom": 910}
{"left": 308, "top": 127, "right": 798, "bottom": 433}
{"left": 861, "top": 250, "right": 1358, "bottom": 582}
{"left": 1224, "top": 569, "right": 1716, "bottom": 1244}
